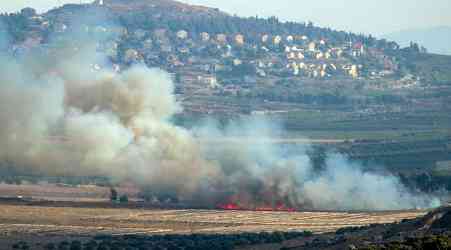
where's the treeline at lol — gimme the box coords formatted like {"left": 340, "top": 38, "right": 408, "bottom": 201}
{"left": 0, "top": 13, "right": 29, "bottom": 43}
{"left": 360, "top": 235, "right": 451, "bottom": 250}
{"left": 0, "top": 173, "right": 112, "bottom": 187}
{"left": 398, "top": 173, "right": 451, "bottom": 193}
{"left": 240, "top": 88, "right": 405, "bottom": 105}
{"left": 13, "top": 231, "right": 313, "bottom": 250}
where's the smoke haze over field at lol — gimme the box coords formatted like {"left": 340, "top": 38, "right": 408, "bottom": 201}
{"left": 0, "top": 19, "right": 442, "bottom": 211}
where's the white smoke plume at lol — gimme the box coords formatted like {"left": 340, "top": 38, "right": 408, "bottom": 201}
{"left": 0, "top": 19, "right": 441, "bottom": 211}
{"left": 193, "top": 118, "right": 441, "bottom": 210}
{"left": 0, "top": 49, "right": 218, "bottom": 198}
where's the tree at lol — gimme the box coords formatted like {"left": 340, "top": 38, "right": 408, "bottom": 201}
{"left": 70, "top": 241, "right": 82, "bottom": 250}
{"left": 409, "top": 42, "right": 420, "bottom": 53}
{"left": 20, "top": 8, "right": 36, "bottom": 17}
{"left": 110, "top": 188, "right": 118, "bottom": 202}
{"left": 13, "top": 177, "right": 22, "bottom": 185}
{"left": 420, "top": 46, "right": 428, "bottom": 53}
{"left": 45, "top": 243, "right": 56, "bottom": 250}
{"left": 119, "top": 194, "right": 129, "bottom": 203}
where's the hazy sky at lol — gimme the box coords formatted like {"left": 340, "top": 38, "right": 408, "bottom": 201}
{"left": 1, "top": 0, "right": 451, "bottom": 35}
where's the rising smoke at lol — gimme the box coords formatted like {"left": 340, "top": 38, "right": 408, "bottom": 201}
{"left": 0, "top": 19, "right": 441, "bottom": 211}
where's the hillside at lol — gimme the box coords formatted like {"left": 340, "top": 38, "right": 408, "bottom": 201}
{"left": 3, "top": 0, "right": 450, "bottom": 91}
{"left": 0, "top": 0, "right": 450, "bottom": 139}
{"left": 384, "top": 26, "right": 451, "bottom": 55}
{"left": 93, "top": 0, "right": 227, "bottom": 15}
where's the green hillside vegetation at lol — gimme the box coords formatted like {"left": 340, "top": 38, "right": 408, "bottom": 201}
{"left": 398, "top": 51, "right": 451, "bottom": 85}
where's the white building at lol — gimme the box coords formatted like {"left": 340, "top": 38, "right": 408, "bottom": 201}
{"left": 273, "top": 35, "right": 282, "bottom": 45}
{"left": 200, "top": 32, "right": 210, "bottom": 42}
{"left": 176, "top": 30, "right": 188, "bottom": 40}
{"left": 235, "top": 34, "right": 245, "bottom": 45}
{"left": 308, "top": 42, "right": 316, "bottom": 52}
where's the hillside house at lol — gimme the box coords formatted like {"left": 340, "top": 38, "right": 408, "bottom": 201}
{"left": 235, "top": 34, "right": 245, "bottom": 46}
{"left": 124, "top": 49, "right": 140, "bottom": 63}
{"left": 316, "top": 52, "right": 324, "bottom": 60}
{"left": 200, "top": 32, "right": 210, "bottom": 42}
{"left": 222, "top": 45, "right": 232, "bottom": 57}
{"left": 308, "top": 42, "right": 316, "bottom": 52}
{"left": 324, "top": 51, "right": 331, "bottom": 59}
{"left": 352, "top": 42, "right": 365, "bottom": 57}
{"left": 233, "top": 58, "right": 243, "bottom": 66}
{"left": 349, "top": 65, "right": 359, "bottom": 78}
{"left": 176, "top": 30, "right": 188, "bottom": 40}
{"left": 216, "top": 34, "right": 228, "bottom": 45}
{"left": 287, "top": 52, "right": 296, "bottom": 60}
{"left": 273, "top": 35, "right": 282, "bottom": 45}
{"left": 256, "top": 68, "right": 266, "bottom": 77}
{"left": 197, "top": 75, "right": 219, "bottom": 88}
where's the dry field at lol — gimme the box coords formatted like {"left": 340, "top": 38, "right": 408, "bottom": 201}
{"left": 0, "top": 184, "right": 428, "bottom": 249}
{"left": 0, "top": 183, "right": 139, "bottom": 202}
{"left": 0, "top": 204, "right": 425, "bottom": 236}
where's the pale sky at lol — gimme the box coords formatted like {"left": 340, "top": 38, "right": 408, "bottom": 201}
{"left": 1, "top": 0, "right": 451, "bottom": 35}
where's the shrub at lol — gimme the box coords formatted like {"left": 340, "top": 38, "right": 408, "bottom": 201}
{"left": 119, "top": 195, "right": 129, "bottom": 203}
{"left": 45, "top": 243, "right": 56, "bottom": 250}
{"left": 70, "top": 241, "right": 82, "bottom": 250}
{"left": 110, "top": 188, "right": 118, "bottom": 202}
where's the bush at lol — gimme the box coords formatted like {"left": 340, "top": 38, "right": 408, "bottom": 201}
{"left": 15, "top": 231, "right": 319, "bottom": 250}
{"left": 58, "top": 241, "right": 70, "bottom": 250}
{"left": 97, "top": 244, "right": 110, "bottom": 250}
{"left": 70, "top": 241, "right": 82, "bottom": 250}
{"left": 45, "top": 243, "right": 56, "bottom": 250}
{"left": 110, "top": 188, "right": 118, "bottom": 202}
{"left": 119, "top": 195, "right": 129, "bottom": 203}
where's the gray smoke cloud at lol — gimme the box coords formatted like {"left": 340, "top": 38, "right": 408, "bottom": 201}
{"left": 0, "top": 16, "right": 442, "bottom": 211}
{"left": 193, "top": 118, "right": 441, "bottom": 210}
